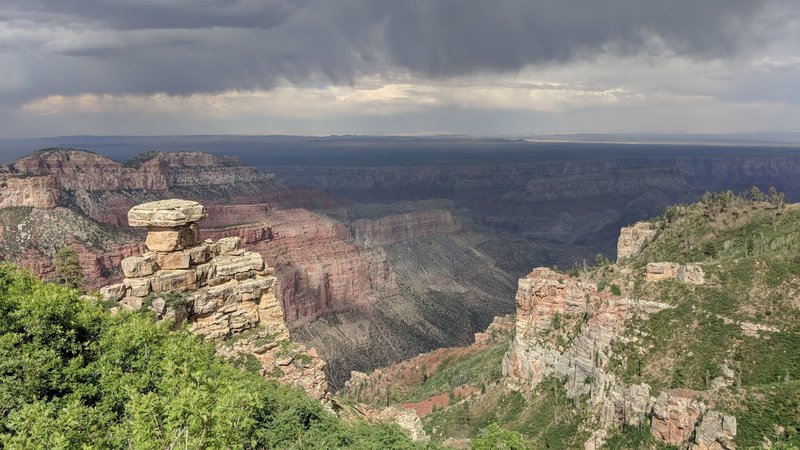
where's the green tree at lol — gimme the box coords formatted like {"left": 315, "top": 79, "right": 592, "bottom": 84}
{"left": 0, "top": 264, "right": 423, "bottom": 449}
{"left": 472, "top": 423, "right": 532, "bottom": 450}
{"left": 52, "top": 246, "right": 84, "bottom": 291}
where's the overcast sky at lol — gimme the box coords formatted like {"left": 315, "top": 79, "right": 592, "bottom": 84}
{"left": 1, "top": 0, "right": 799, "bottom": 138}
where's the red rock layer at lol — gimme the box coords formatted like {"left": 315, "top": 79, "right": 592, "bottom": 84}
{"left": 351, "top": 210, "right": 462, "bottom": 246}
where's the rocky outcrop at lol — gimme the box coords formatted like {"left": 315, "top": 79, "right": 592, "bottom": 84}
{"left": 650, "top": 389, "right": 706, "bottom": 445}
{"left": 650, "top": 390, "right": 736, "bottom": 449}
{"left": 0, "top": 175, "right": 61, "bottom": 208}
{"left": 645, "top": 262, "right": 680, "bottom": 282}
{"left": 502, "top": 267, "right": 733, "bottom": 449}
{"left": 100, "top": 200, "right": 329, "bottom": 399}
{"left": 646, "top": 262, "right": 705, "bottom": 285}
{"left": 617, "top": 221, "right": 657, "bottom": 260}
{"left": 351, "top": 210, "right": 463, "bottom": 247}
{"left": 693, "top": 410, "right": 737, "bottom": 450}
{"left": 350, "top": 404, "right": 429, "bottom": 442}
{"left": 474, "top": 314, "right": 516, "bottom": 345}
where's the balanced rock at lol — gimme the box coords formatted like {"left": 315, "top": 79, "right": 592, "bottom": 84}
{"left": 127, "top": 199, "right": 207, "bottom": 227}
{"left": 102, "top": 199, "right": 330, "bottom": 400}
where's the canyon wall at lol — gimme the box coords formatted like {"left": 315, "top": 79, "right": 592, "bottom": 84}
{"left": 268, "top": 154, "right": 800, "bottom": 253}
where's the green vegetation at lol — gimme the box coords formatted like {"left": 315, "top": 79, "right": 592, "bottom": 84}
{"left": 716, "top": 381, "right": 800, "bottom": 448}
{"left": 52, "top": 246, "right": 84, "bottom": 291}
{"left": 122, "top": 151, "right": 162, "bottom": 169}
{"left": 0, "top": 264, "right": 425, "bottom": 449}
{"left": 400, "top": 343, "right": 508, "bottom": 403}
{"left": 471, "top": 423, "right": 531, "bottom": 450}
{"left": 424, "top": 378, "right": 584, "bottom": 449}
{"left": 602, "top": 426, "right": 677, "bottom": 450}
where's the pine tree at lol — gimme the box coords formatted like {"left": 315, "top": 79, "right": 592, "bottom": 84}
{"left": 53, "top": 246, "right": 84, "bottom": 291}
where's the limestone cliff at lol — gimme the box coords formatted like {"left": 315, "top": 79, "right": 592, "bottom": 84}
{"left": 100, "top": 200, "right": 329, "bottom": 400}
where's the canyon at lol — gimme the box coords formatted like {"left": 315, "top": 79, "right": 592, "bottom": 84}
{"left": 2, "top": 139, "right": 800, "bottom": 392}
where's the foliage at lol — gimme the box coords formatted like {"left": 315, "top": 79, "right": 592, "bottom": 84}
{"left": 401, "top": 343, "right": 508, "bottom": 403}
{"left": 717, "top": 381, "right": 800, "bottom": 449}
{"left": 122, "top": 151, "right": 161, "bottom": 169}
{"left": 0, "top": 264, "right": 424, "bottom": 449}
{"left": 52, "top": 246, "right": 84, "bottom": 291}
{"left": 602, "top": 425, "right": 677, "bottom": 450}
{"left": 423, "top": 378, "right": 583, "bottom": 450}
{"left": 471, "top": 423, "right": 532, "bottom": 450}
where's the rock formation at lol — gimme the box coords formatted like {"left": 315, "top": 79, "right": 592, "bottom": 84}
{"left": 100, "top": 199, "right": 329, "bottom": 399}
{"left": 351, "top": 210, "right": 463, "bottom": 247}
{"left": 617, "top": 221, "right": 657, "bottom": 260}
{"left": 645, "top": 262, "right": 705, "bottom": 285}
{"left": 502, "top": 266, "right": 733, "bottom": 449}
{"left": 0, "top": 175, "right": 61, "bottom": 208}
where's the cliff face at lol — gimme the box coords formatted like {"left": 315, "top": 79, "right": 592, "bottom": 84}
{"left": 0, "top": 175, "right": 61, "bottom": 208}
{"left": 352, "top": 210, "right": 463, "bottom": 247}
{"left": 232, "top": 209, "right": 399, "bottom": 323}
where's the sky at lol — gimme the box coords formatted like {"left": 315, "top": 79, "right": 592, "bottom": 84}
{"left": 1, "top": 0, "right": 799, "bottom": 138}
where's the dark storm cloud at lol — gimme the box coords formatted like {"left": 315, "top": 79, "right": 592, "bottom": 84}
{"left": 0, "top": 0, "right": 774, "bottom": 103}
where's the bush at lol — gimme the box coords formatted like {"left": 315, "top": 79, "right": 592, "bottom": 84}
{"left": 472, "top": 423, "right": 532, "bottom": 450}
{"left": 0, "top": 264, "right": 424, "bottom": 449}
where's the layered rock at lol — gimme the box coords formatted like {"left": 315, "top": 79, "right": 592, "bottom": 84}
{"left": 617, "top": 221, "right": 657, "bottom": 260}
{"left": 234, "top": 209, "right": 399, "bottom": 323}
{"left": 100, "top": 200, "right": 329, "bottom": 399}
{"left": 351, "top": 210, "right": 463, "bottom": 247}
{"left": 0, "top": 175, "right": 61, "bottom": 208}
{"left": 646, "top": 262, "right": 705, "bottom": 285}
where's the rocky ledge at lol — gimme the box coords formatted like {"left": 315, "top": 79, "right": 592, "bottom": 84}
{"left": 100, "top": 199, "right": 329, "bottom": 400}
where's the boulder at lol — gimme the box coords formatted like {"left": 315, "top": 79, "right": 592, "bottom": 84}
{"left": 645, "top": 262, "right": 679, "bottom": 282}
{"left": 126, "top": 277, "right": 151, "bottom": 297}
{"left": 692, "top": 410, "right": 736, "bottom": 450}
{"left": 155, "top": 250, "right": 191, "bottom": 270}
{"left": 215, "top": 236, "right": 242, "bottom": 255}
{"left": 99, "top": 283, "right": 126, "bottom": 301}
{"left": 617, "top": 221, "right": 657, "bottom": 260}
{"left": 145, "top": 224, "right": 199, "bottom": 252}
{"left": 127, "top": 199, "right": 207, "bottom": 227}
{"left": 150, "top": 269, "right": 197, "bottom": 293}
{"left": 677, "top": 264, "right": 705, "bottom": 285}
{"left": 121, "top": 252, "right": 157, "bottom": 278}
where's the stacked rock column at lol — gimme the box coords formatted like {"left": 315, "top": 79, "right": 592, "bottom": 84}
{"left": 100, "top": 199, "right": 329, "bottom": 399}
